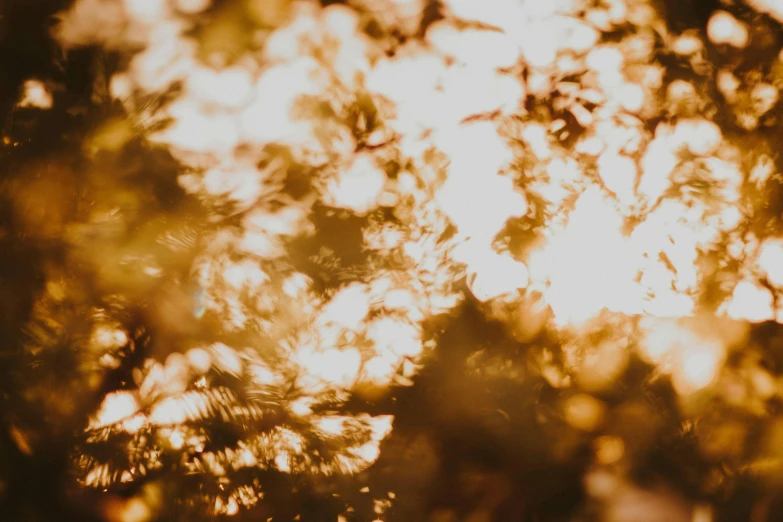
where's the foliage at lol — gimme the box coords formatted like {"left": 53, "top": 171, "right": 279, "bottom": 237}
{"left": 5, "top": 0, "right": 783, "bottom": 521}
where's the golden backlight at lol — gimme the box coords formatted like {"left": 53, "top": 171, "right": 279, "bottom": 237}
{"left": 20, "top": 0, "right": 783, "bottom": 519}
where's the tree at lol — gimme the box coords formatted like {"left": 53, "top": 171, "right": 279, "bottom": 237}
{"left": 5, "top": 0, "right": 783, "bottom": 521}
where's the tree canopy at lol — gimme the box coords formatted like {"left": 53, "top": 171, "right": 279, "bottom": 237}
{"left": 4, "top": 1, "right": 783, "bottom": 521}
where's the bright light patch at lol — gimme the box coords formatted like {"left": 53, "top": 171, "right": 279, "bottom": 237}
{"left": 638, "top": 133, "right": 677, "bottom": 203}
{"left": 597, "top": 152, "right": 636, "bottom": 203}
{"left": 639, "top": 319, "right": 727, "bottom": 394}
{"left": 238, "top": 59, "right": 327, "bottom": 145}
{"left": 586, "top": 47, "right": 624, "bottom": 76}
{"left": 758, "top": 239, "right": 783, "bottom": 287}
{"left": 674, "top": 118, "right": 722, "bottom": 157}
{"left": 366, "top": 52, "right": 444, "bottom": 107}
{"left": 673, "top": 341, "right": 724, "bottom": 394}
{"left": 564, "top": 394, "right": 606, "bottom": 432}
{"left": 123, "top": 0, "right": 167, "bottom": 22}
{"left": 528, "top": 187, "right": 642, "bottom": 326}
{"left": 92, "top": 391, "right": 139, "bottom": 428}
{"left": 155, "top": 100, "right": 239, "bottom": 154}
{"left": 187, "top": 66, "right": 253, "bottom": 108}
{"left": 441, "top": 0, "right": 518, "bottom": 29}
{"left": 672, "top": 33, "right": 703, "bottom": 55}
{"left": 298, "top": 347, "right": 362, "bottom": 390}
{"left": 324, "top": 153, "right": 387, "bottom": 215}
{"left": 150, "top": 396, "right": 189, "bottom": 425}
{"left": 366, "top": 318, "right": 423, "bottom": 359}
{"left": 638, "top": 319, "right": 681, "bottom": 365}
{"left": 18, "top": 80, "right": 53, "bottom": 109}
{"left": 427, "top": 22, "right": 519, "bottom": 69}
{"left": 186, "top": 348, "right": 212, "bottom": 374}
{"left": 169, "top": 429, "right": 185, "bottom": 450}
{"left": 176, "top": 0, "right": 211, "bottom": 14}
{"left": 316, "top": 416, "right": 347, "bottom": 436}
{"left": 318, "top": 283, "right": 371, "bottom": 331}
{"left": 91, "top": 325, "right": 128, "bottom": 350}
{"left": 463, "top": 249, "right": 529, "bottom": 302}
{"left": 707, "top": 11, "right": 748, "bottom": 48}
{"left": 725, "top": 281, "right": 774, "bottom": 323}
{"left": 211, "top": 343, "right": 243, "bottom": 375}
